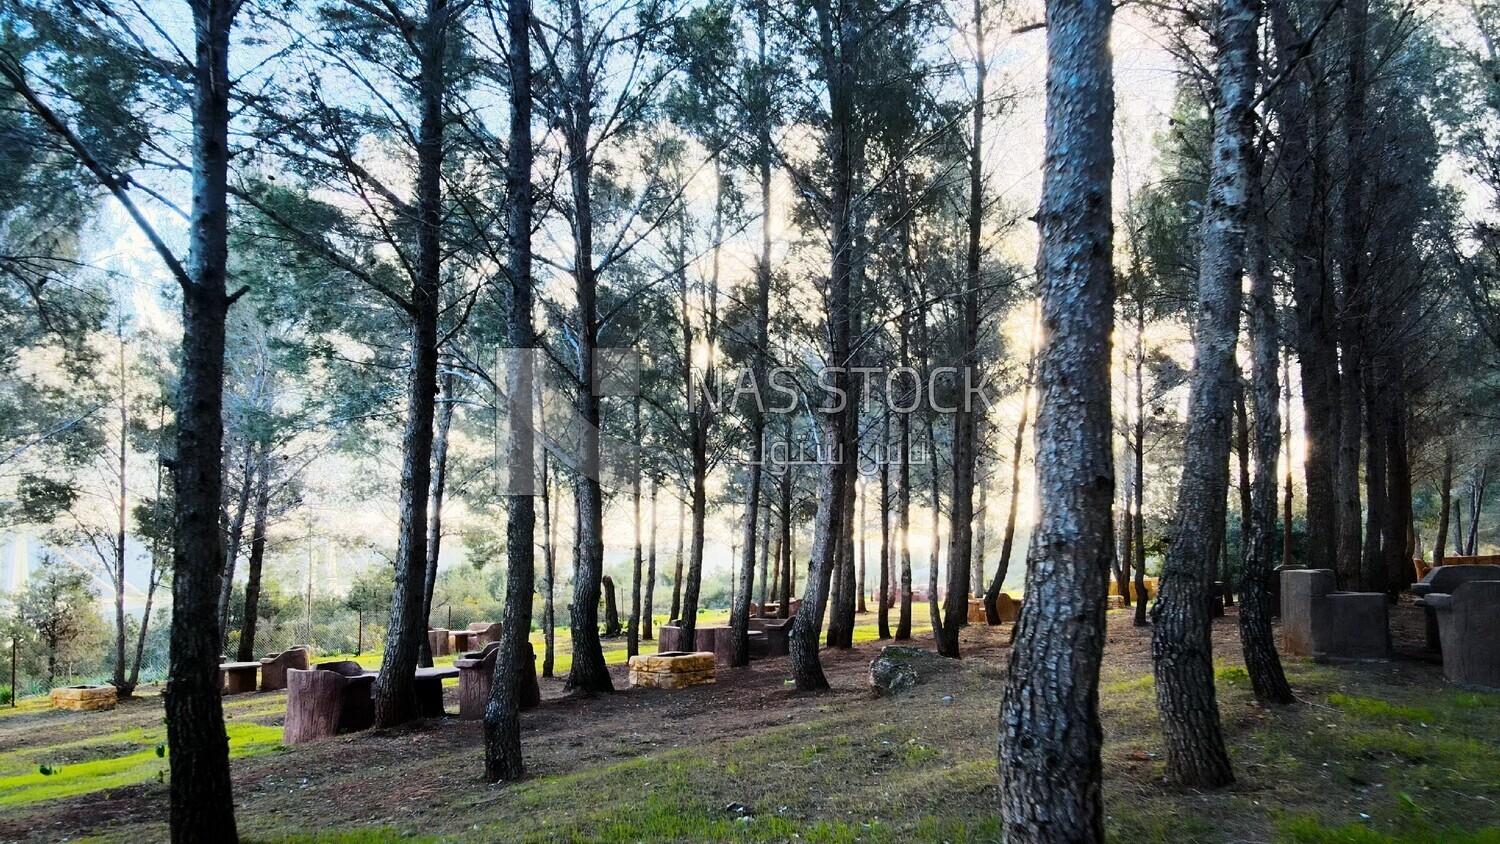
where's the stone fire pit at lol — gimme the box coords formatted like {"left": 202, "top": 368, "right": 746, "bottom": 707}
{"left": 50, "top": 685, "right": 117, "bottom": 711}
{"left": 628, "top": 651, "right": 715, "bottom": 690}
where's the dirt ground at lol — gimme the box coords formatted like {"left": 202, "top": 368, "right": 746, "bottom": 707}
{"left": 1, "top": 601, "right": 1497, "bottom": 843}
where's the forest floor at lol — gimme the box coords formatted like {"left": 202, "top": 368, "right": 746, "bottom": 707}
{"left": 1, "top": 601, "right": 1498, "bottom": 843}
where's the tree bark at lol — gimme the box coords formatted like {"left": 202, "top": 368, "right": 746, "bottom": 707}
{"left": 165, "top": 1, "right": 241, "bottom": 836}
{"left": 418, "top": 372, "right": 456, "bottom": 668}
{"left": 644, "top": 480, "right": 657, "bottom": 640}
{"left": 1150, "top": 0, "right": 1259, "bottom": 790}
{"left": 671, "top": 495, "right": 685, "bottom": 620}
{"left": 374, "top": 0, "right": 448, "bottom": 728}
{"left": 1269, "top": 0, "right": 1340, "bottom": 574}
{"left": 483, "top": 35, "right": 539, "bottom": 771}
{"left": 561, "top": 0, "right": 611, "bottom": 694}
{"left": 997, "top": 0, "right": 1115, "bottom": 834}
{"left": 236, "top": 463, "right": 271, "bottom": 663}
{"left": 541, "top": 451, "right": 556, "bottom": 677}
{"left": 1133, "top": 296, "right": 1149, "bottom": 628}
{"left": 1434, "top": 445, "right": 1453, "bottom": 567}
{"left": 878, "top": 408, "right": 892, "bottom": 638}
{"left": 789, "top": 0, "right": 857, "bottom": 691}
{"left": 629, "top": 400, "right": 644, "bottom": 658}
{"left": 1240, "top": 162, "right": 1295, "bottom": 704}
{"left": 985, "top": 312, "right": 1036, "bottom": 623}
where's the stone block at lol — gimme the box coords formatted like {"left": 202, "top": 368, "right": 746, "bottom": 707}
{"left": 628, "top": 651, "right": 716, "bottom": 689}
{"left": 1281, "top": 568, "right": 1390, "bottom": 660}
{"left": 1281, "top": 568, "right": 1335, "bottom": 656}
{"left": 50, "top": 685, "right": 116, "bottom": 711}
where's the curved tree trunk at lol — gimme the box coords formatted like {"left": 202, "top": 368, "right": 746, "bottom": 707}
{"left": 997, "top": 0, "right": 1115, "bottom": 834}
{"left": 1149, "top": 0, "right": 1258, "bottom": 789}
{"left": 1240, "top": 163, "right": 1295, "bottom": 705}
{"left": 236, "top": 465, "right": 272, "bottom": 663}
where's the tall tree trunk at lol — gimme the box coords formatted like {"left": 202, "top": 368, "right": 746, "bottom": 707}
{"left": 1149, "top": 0, "right": 1259, "bottom": 790}
{"left": 1334, "top": 0, "right": 1370, "bottom": 590}
{"left": 419, "top": 372, "right": 456, "bottom": 668}
{"left": 541, "top": 451, "right": 556, "bottom": 677}
{"left": 1282, "top": 346, "right": 1295, "bottom": 568}
{"left": 789, "top": 0, "right": 856, "bottom": 692}
{"left": 985, "top": 309, "right": 1037, "bottom": 623}
{"left": 928, "top": 412, "right": 944, "bottom": 637}
{"left": 857, "top": 484, "right": 868, "bottom": 614}
{"left": 1239, "top": 162, "right": 1294, "bottom": 704}
{"left": 1434, "top": 445, "right": 1453, "bottom": 567}
{"left": 896, "top": 362, "right": 914, "bottom": 640}
{"left": 629, "top": 400, "right": 644, "bottom": 658}
{"left": 1270, "top": 0, "right": 1339, "bottom": 574}
{"left": 973, "top": 470, "right": 988, "bottom": 602}
{"left": 644, "top": 481, "right": 657, "bottom": 639}
{"left": 1361, "top": 365, "right": 1390, "bottom": 594}
{"left": 217, "top": 442, "right": 255, "bottom": 651}
{"left": 374, "top": 0, "right": 448, "bottom": 728}
{"left": 878, "top": 408, "right": 892, "bottom": 638}
{"left": 779, "top": 430, "right": 793, "bottom": 618}
{"left": 114, "top": 335, "right": 131, "bottom": 693}
{"left": 556, "top": 0, "right": 612, "bottom": 695}
{"left": 940, "top": 0, "right": 987, "bottom": 657}
{"left": 671, "top": 496, "right": 685, "bottom": 620}
{"left": 483, "top": 13, "right": 538, "bottom": 773}
{"left": 1386, "top": 394, "right": 1414, "bottom": 592}
{"left": 997, "top": 0, "right": 1115, "bottom": 833}
{"left": 236, "top": 464, "right": 272, "bottom": 663}
{"left": 1133, "top": 295, "right": 1149, "bottom": 628}
{"left": 165, "top": 1, "right": 241, "bottom": 836}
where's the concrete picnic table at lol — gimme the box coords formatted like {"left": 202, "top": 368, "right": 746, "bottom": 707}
{"left": 218, "top": 661, "right": 260, "bottom": 695}
{"left": 412, "top": 666, "right": 459, "bottom": 717}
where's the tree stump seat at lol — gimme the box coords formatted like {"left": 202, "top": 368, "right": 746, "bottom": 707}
{"left": 283, "top": 662, "right": 376, "bottom": 743}
{"left": 628, "top": 651, "right": 715, "bottom": 689}
{"left": 454, "top": 641, "right": 540, "bottom": 720}
{"left": 1280, "top": 569, "right": 1391, "bottom": 660}
{"left": 219, "top": 662, "right": 261, "bottom": 695}
{"left": 1424, "top": 580, "right": 1500, "bottom": 689}
{"left": 259, "top": 646, "right": 311, "bottom": 692}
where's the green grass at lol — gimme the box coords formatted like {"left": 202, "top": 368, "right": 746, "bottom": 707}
{"left": 0, "top": 722, "right": 285, "bottom": 806}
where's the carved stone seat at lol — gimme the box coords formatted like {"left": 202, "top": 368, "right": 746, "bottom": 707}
{"left": 259, "top": 646, "right": 311, "bottom": 692}
{"left": 466, "top": 621, "right": 503, "bottom": 647}
{"left": 1424, "top": 580, "right": 1500, "bottom": 690}
{"left": 412, "top": 666, "right": 459, "bottom": 717}
{"left": 749, "top": 617, "right": 793, "bottom": 656}
{"left": 1281, "top": 568, "right": 1390, "bottom": 660}
{"left": 454, "top": 641, "right": 540, "bottom": 720}
{"left": 1413, "top": 565, "right": 1500, "bottom": 651}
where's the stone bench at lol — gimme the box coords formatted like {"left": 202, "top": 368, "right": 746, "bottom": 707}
{"left": 427, "top": 628, "right": 452, "bottom": 657}
{"left": 284, "top": 662, "right": 375, "bottom": 743}
{"left": 1424, "top": 580, "right": 1500, "bottom": 690}
{"left": 966, "top": 599, "right": 987, "bottom": 623}
{"left": 992, "top": 592, "right": 1022, "bottom": 624}
{"left": 259, "top": 647, "right": 311, "bottom": 692}
{"left": 454, "top": 641, "right": 540, "bottom": 720}
{"left": 1281, "top": 568, "right": 1390, "bottom": 660}
{"left": 750, "top": 617, "right": 793, "bottom": 656}
{"left": 219, "top": 661, "right": 260, "bottom": 695}
{"left": 628, "top": 651, "right": 715, "bottom": 689}
{"left": 1413, "top": 565, "right": 1500, "bottom": 651}
{"left": 466, "top": 621, "right": 503, "bottom": 647}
